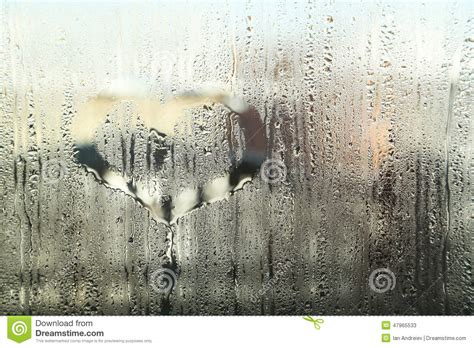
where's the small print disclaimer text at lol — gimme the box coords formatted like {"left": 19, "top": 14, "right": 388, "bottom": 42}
{"left": 34, "top": 319, "right": 151, "bottom": 344}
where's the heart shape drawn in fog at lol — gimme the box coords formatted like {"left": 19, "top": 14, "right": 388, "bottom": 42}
{"left": 71, "top": 86, "right": 268, "bottom": 226}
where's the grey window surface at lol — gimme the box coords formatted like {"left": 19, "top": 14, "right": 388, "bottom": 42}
{"left": 0, "top": 0, "right": 472, "bottom": 315}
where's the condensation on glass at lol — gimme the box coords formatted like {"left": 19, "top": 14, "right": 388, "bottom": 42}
{"left": 0, "top": 1, "right": 472, "bottom": 315}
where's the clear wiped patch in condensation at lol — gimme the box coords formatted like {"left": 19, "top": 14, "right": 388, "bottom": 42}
{"left": 71, "top": 87, "right": 268, "bottom": 226}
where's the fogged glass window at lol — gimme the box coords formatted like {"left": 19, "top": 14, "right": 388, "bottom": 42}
{"left": 0, "top": 1, "right": 472, "bottom": 315}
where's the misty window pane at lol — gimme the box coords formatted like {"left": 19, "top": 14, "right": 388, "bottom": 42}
{"left": 0, "top": 1, "right": 472, "bottom": 315}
